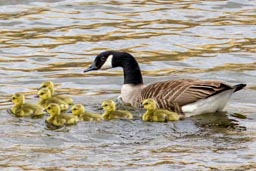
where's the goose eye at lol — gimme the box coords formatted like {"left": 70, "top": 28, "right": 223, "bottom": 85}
{"left": 101, "top": 57, "right": 106, "bottom": 62}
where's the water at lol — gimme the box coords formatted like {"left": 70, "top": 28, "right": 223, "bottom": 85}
{"left": 0, "top": 0, "right": 255, "bottom": 170}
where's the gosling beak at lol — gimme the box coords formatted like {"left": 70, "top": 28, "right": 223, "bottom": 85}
{"left": 37, "top": 87, "right": 42, "bottom": 90}
{"left": 84, "top": 63, "right": 98, "bottom": 73}
{"left": 6, "top": 99, "right": 12, "bottom": 103}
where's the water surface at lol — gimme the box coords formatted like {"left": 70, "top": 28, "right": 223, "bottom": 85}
{"left": 0, "top": 0, "right": 255, "bottom": 170}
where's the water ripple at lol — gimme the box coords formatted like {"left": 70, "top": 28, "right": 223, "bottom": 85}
{"left": 0, "top": 0, "right": 255, "bottom": 170}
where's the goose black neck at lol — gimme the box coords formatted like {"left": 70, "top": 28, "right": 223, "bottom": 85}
{"left": 112, "top": 52, "right": 143, "bottom": 85}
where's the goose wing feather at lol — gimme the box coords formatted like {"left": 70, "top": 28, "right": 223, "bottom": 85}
{"left": 141, "top": 79, "right": 231, "bottom": 111}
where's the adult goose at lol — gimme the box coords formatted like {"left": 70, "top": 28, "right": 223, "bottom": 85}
{"left": 84, "top": 51, "right": 246, "bottom": 117}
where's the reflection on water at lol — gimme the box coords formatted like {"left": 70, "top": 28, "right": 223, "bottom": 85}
{"left": 0, "top": 0, "right": 255, "bottom": 170}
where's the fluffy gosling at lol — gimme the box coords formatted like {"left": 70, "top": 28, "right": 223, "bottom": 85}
{"left": 72, "top": 104, "right": 102, "bottom": 121}
{"left": 37, "top": 88, "right": 69, "bottom": 111}
{"left": 39, "top": 81, "right": 74, "bottom": 105}
{"left": 46, "top": 103, "right": 77, "bottom": 127}
{"left": 11, "top": 93, "right": 44, "bottom": 117}
{"left": 101, "top": 100, "right": 133, "bottom": 120}
{"left": 142, "top": 99, "right": 180, "bottom": 122}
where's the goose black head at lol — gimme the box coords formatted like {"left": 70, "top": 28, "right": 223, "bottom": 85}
{"left": 84, "top": 51, "right": 143, "bottom": 84}
{"left": 84, "top": 51, "right": 116, "bottom": 73}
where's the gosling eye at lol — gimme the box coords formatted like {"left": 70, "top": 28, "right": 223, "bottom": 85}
{"left": 144, "top": 102, "right": 148, "bottom": 105}
{"left": 40, "top": 93, "right": 44, "bottom": 95}
{"left": 12, "top": 97, "right": 16, "bottom": 100}
{"left": 47, "top": 107, "right": 51, "bottom": 110}
{"left": 73, "top": 108, "right": 77, "bottom": 111}
{"left": 104, "top": 104, "right": 108, "bottom": 107}
{"left": 42, "top": 85, "right": 46, "bottom": 88}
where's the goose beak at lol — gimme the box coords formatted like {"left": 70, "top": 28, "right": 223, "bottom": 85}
{"left": 84, "top": 63, "right": 98, "bottom": 73}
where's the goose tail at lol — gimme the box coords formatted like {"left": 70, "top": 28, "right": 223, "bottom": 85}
{"left": 233, "top": 84, "right": 246, "bottom": 92}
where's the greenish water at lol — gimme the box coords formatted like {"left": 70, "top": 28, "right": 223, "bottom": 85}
{"left": 0, "top": 0, "right": 255, "bottom": 170}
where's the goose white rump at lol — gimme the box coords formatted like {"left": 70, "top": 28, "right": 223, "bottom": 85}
{"left": 182, "top": 89, "right": 233, "bottom": 117}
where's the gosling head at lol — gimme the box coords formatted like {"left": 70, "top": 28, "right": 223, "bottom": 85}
{"left": 46, "top": 103, "right": 61, "bottom": 117}
{"left": 84, "top": 51, "right": 136, "bottom": 72}
{"left": 39, "top": 81, "right": 54, "bottom": 93}
{"left": 143, "top": 99, "right": 158, "bottom": 111}
{"left": 101, "top": 100, "right": 116, "bottom": 112}
{"left": 71, "top": 104, "right": 85, "bottom": 116}
{"left": 11, "top": 93, "right": 25, "bottom": 105}
{"left": 38, "top": 88, "right": 52, "bottom": 100}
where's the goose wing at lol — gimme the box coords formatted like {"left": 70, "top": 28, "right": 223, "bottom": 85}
{"left": 141, "top": 79, "right": 232, "bottom": 111}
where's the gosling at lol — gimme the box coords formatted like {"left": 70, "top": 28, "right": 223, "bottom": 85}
{"left": 11, "top": 93, "right": 44, "bottom": 117}
{"left": 101, "top": 100, "right": 133, "bottom": 120}
{"left": 37, "top": 88, "right": 69, "bottom": 111}
{"left": 142, "top": 99, "right": 180, "bottom": 122}
{"left": 46, "top": 103, "right": 77, "bottom": 127}
{"left": 39, "top": 81, "right": 74, "bottom": 105}
{"left": 72, "top": 104, "right": 102, "bottom": 121}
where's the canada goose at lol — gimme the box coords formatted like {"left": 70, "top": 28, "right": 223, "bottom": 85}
{"left": 142, "top": 99, "right": 180, "bottom": 122}
{"left": 71, "top": 104, "right": 102, "bottom": 121}
{"left": 11, "top": 93, "right": 44, "bottom": 117}
{"left": 84, "top": 51, "right": 246, "bottom": 117}
{"left": 39, "top": 81, "right": 74, "bottom": 105}
{"left": 37, "top": 88, "right": 69, "bottom": 111}
{"left": 46, "top": 103, "right": 77, "bottom": 127}
{"left": 101, "top": 100, "right": 133, "bottom": 120}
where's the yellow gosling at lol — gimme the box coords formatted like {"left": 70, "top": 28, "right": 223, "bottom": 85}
{"left": 101, "top": 100, "right": 133, "bottom": 120}
{"left": 71, "top": 104, "right": 102, "bottom": 121}
{"left": 37, "top": 88, "right": 69, "bottom": 111}
{"left": 11, "top": 93, "right": 44, "bottom": 117}
{"left": 142, "top": 99, "right": 180, "bottom": 122}
{"left": 46, "top": 103, "right": 77, "bottom": 127}
{"left": 39, "top": 81, "right": 74, "bottom": 105}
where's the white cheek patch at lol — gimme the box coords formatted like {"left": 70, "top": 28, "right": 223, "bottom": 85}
{"left": 101, "top": 55, "right": 113, "bottom": 70}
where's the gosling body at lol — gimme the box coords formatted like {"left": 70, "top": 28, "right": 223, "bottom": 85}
{"left": 37, "top": 88, "right": 69, "bottom": 111}
{"left": 142, "top": 99, "right": 180, "bottom": 122}
{"left": 39, "top": 81, "right": 74, "bottom": 105}
{"left": 46, "top": 103, "right": 77, "bottom": 127}
{"left": 102, "top": 100, "right": 133, "bottom": 120}
{"left": 72, "top": 104, "right": 102, "bottom": 121}
{"left": 11, "top": 93, "right": 44, "bottom": 117}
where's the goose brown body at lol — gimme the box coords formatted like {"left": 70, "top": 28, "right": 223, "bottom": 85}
{"left": 84, "top": 51, "right": 246, "bottom": 116}
{"left": 129, "top": 79, "right": 234, "bottom": 113}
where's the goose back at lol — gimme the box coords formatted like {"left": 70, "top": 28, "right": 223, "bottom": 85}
{"left": 134, "top": 79, "right": 232, "bottom": 113}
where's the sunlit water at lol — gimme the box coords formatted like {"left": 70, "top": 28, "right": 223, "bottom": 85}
{"left": 0, "top": 0, "right": 255, "bottom": 170}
